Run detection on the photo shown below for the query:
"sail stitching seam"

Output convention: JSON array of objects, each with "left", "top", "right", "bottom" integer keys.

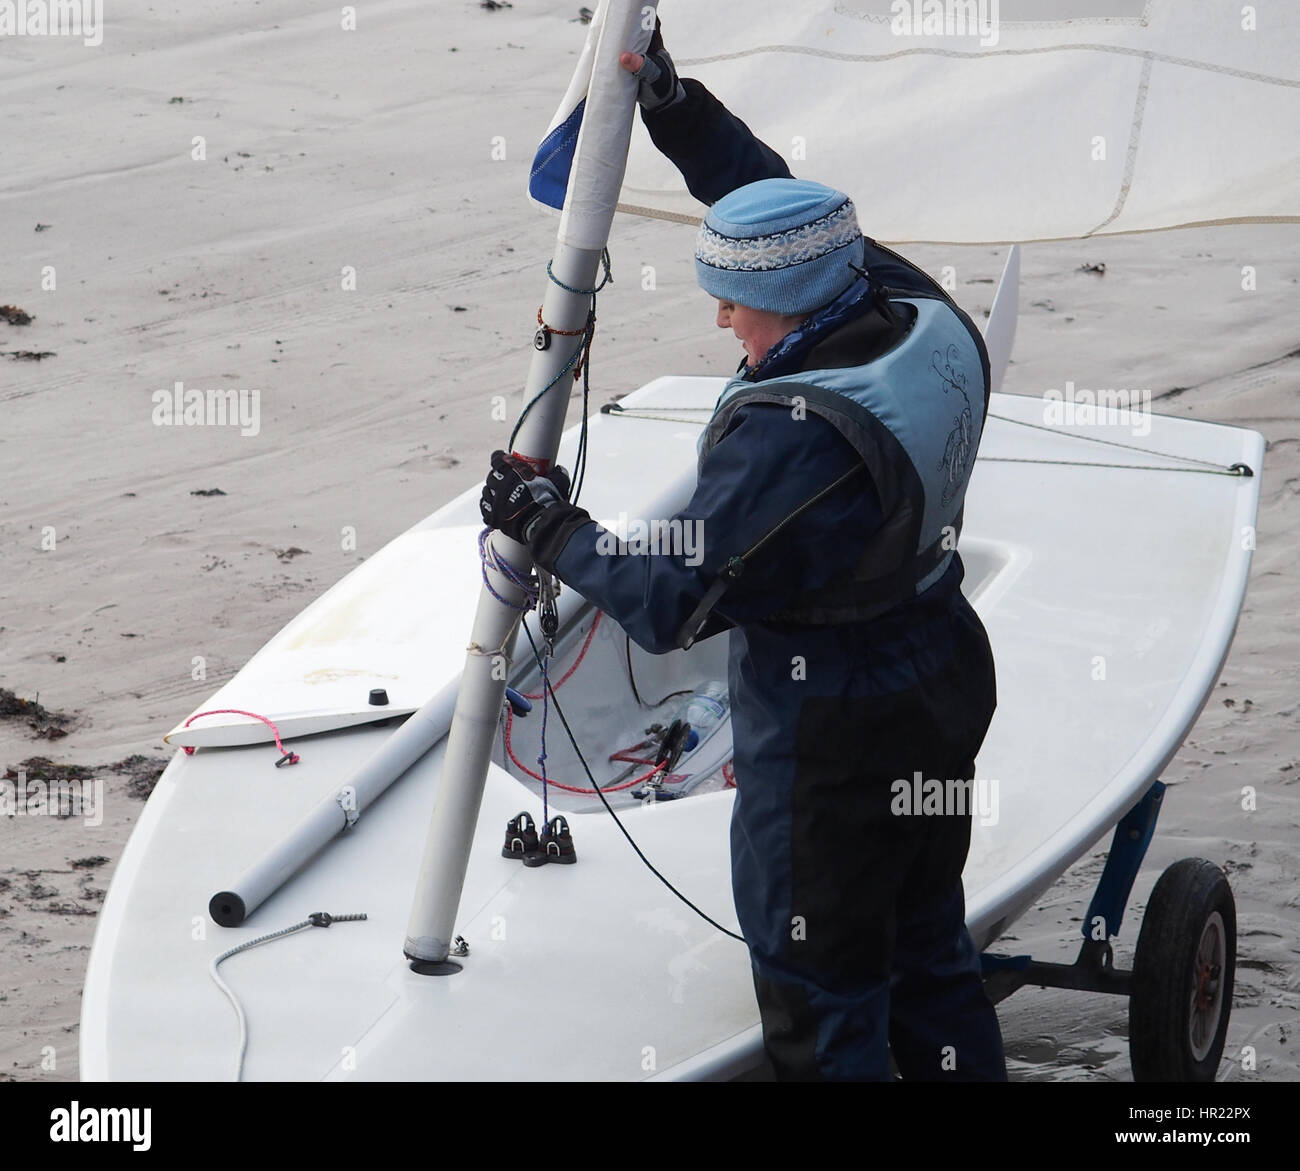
[
  {"left": 832, "top": 1, "right": 1154, "bottom": 31},
  {"left": 679, "top": 44, "right": 1300, "bottom": 90},
  {"left": 1088, "top": 53, "right": 1153, "bottom": 236}
]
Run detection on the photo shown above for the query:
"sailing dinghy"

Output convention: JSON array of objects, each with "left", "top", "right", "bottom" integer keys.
[{"left": 81, "top": 0, "right": 1277, "bottom": 1080}]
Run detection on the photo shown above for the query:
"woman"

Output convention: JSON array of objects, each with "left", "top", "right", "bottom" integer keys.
[{"left": 480, "top": 32, "right": 1005, "bottom": 1081}]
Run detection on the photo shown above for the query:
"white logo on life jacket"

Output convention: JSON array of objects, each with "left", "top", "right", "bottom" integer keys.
[{"left": 933, "top": 344, "right": 973, "bottom": 506}]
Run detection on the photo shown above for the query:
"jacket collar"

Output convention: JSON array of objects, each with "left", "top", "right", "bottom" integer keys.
[{"left": 741, "top": 274, "right": 911, "bottom": 383}]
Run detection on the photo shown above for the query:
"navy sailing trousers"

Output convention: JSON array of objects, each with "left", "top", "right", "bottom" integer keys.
[{"left": 728, "top": 603, "right": 1007, "bottom": 1081}]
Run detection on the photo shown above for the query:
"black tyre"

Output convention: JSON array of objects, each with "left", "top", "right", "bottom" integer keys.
[{"left": 1130, "top": 858, "right": 1236, "bottom": 1082}]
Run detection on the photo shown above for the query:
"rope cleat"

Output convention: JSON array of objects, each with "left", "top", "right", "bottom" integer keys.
[
  {"left": 656, "top": 718, "right": 693, "bottom": 774},
  {"left": 525, "top": 815, "right": 577, "bottom": 867},
  {"left": 502, "top": 811, "right": 541, "bottom": 861},
  {"left": 632, "top": 776, "right": 682, "bottom": 802}
]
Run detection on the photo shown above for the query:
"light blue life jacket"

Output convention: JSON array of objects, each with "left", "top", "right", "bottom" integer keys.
[{"left": 697, "top": 294, "right": 987, "bottom": 624}]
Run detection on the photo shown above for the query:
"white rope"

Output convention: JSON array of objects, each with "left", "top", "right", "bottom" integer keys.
[
  {"left": 602, "top": 404, "right": 1246, "bottom": 474},
  {"left": 985, "top": 410, "right": 1231, "bottom": 469},
  {"left": 209, "top": 911, "right": 367, "bottom": 1081}
]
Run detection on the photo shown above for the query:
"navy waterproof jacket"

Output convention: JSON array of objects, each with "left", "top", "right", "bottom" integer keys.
[
  {"left": 524, "top": 79, "right": 998, "bottom": 977},
  {"left": 529, "top": 77, "right": 987, "bottom": 684}
]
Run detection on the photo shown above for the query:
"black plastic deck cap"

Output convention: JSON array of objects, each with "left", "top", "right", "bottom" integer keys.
[{"left": 209, "top": 891, "right": 246, "bottom": 928}]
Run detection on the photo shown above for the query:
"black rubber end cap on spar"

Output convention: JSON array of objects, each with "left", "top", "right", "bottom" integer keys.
[
  {"left": 368, "top": 688, "right": 390, "bottom": 706},
  {"left": 209, "top": 891, "right": 247, "bottom": 928}
]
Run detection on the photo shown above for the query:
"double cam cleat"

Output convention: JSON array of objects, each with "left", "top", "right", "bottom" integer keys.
[{"left": 501, "top": 811, "right": 577, "bottom": 867}]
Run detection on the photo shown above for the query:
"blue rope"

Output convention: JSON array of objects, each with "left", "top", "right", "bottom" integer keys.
[
  {"left": 477, "top": 527, "right": 539, "bottom": 611},
  {"left": 508, "top": 333, "right": 587, "bottom": 451},
  {"left": 479, "top": 531, "right": 556, "bottom": 825},
  {"left": 507, "top": 249, "right": 611, "bottom": 504},
  {"left": 537, "top": 643, "right": 551, "bottom": 827},
  {"left": 490, "top": 249, "right": 610, "bottom": 826},
  {"left": 545, "top": 251, "right": 612, "bottom": 296}
]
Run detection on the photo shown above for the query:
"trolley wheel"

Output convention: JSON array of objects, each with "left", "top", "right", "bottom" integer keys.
[{"left": 1129, "top": 858, "right": 1236, "bottom": 1082}]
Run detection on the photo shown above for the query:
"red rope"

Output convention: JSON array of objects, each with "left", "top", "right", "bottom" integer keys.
[
  {"left": 519, "top": 610, "right": 603, "bottom": 700},
  {"left": 179, "top": 708, "right": 300, "bottom": 765},
  {"left": 506, "top": 609, "right": 667, "bottom": 793},
  {"left": 722, "top": 760, "right": 736, "bottom": 788},
  {"left": 504, "top": 707, "right": 662, "bottom": 794},
  {"left": 504, "top": 609, "right": 698, "bottom": 795}
]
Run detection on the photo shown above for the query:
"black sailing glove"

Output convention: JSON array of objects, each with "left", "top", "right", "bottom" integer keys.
[
  {"left": 480, "top": 451, "right": 572, "bottom": 545},
  {"left": 630, "top": 21, "right": 686, "bottom": 113}
]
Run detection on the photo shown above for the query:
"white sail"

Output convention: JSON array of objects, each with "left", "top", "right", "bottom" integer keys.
[
  {"left": 528, "top": 3, "right": 655, "bottom": 249},
  {"left": 613, "top": 0, "right": 1300, "bottom": 242}
]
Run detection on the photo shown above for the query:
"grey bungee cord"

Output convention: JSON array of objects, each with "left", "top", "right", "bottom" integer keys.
[{"left": 209, "top": 910, "right": 367, "bottom": 1081}]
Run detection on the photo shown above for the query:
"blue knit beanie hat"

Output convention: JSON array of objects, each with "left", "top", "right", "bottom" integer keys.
[{"left": 695, "top": 178, "right": 866, "bottom": 316}]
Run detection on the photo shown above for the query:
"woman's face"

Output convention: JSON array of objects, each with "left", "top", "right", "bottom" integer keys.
[{"left": 715, "top": 299, "right": 806, "bottom": 367}]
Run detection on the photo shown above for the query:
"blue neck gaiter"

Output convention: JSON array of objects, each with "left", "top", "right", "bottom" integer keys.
[{"left": 742, "top": 275, "right": 877, "bottom": 383}]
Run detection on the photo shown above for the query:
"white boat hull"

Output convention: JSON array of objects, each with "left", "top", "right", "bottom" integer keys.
[{"left": 81, "top": 376, "right": 1264, "bottom": 1080}]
